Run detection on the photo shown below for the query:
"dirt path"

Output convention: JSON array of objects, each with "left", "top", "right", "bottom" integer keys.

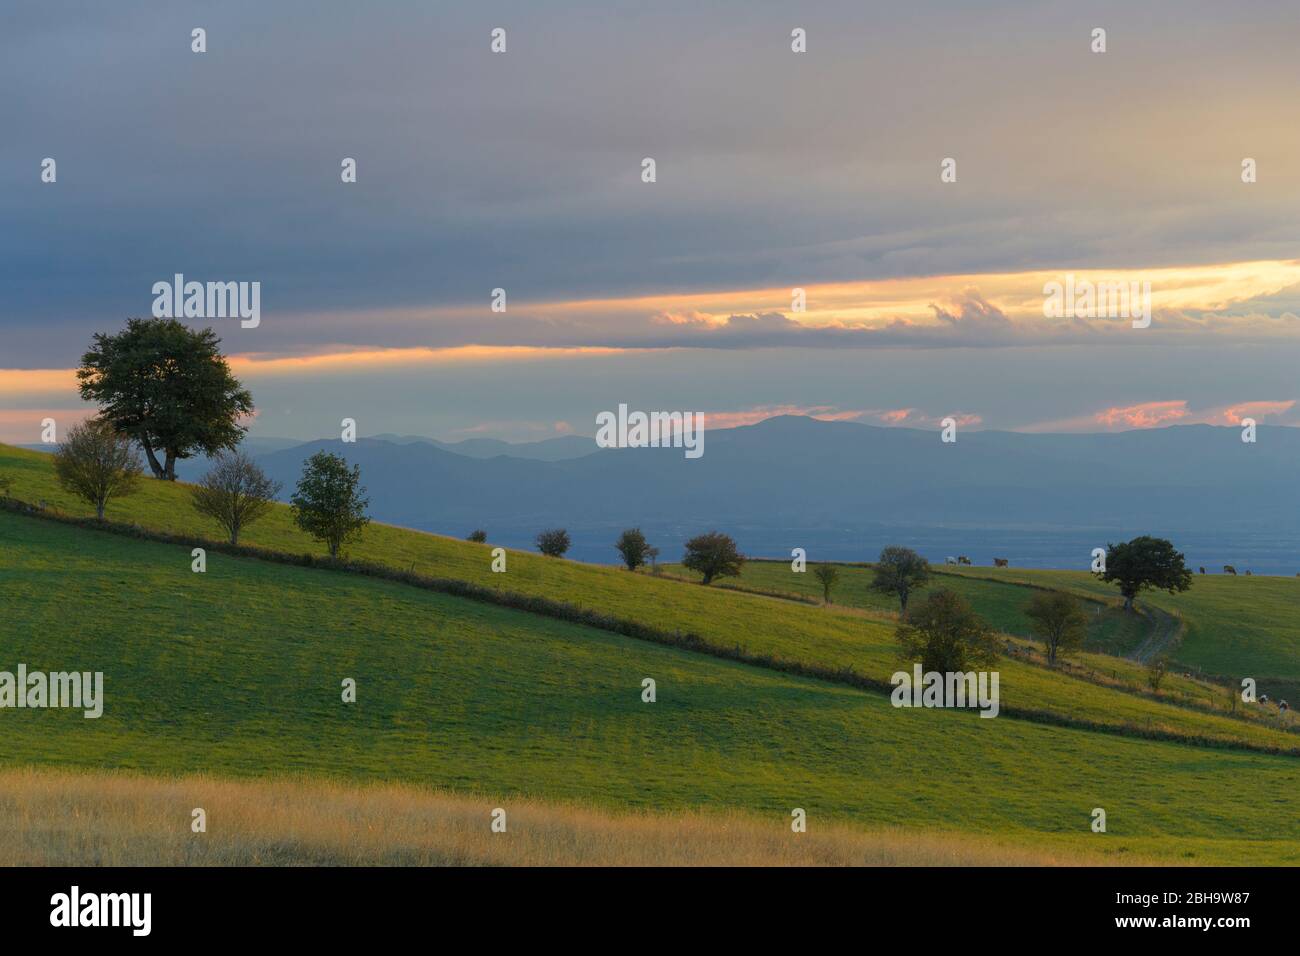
[{"left": 1129, "top": 606, "right": 1185, "bottom": 664}]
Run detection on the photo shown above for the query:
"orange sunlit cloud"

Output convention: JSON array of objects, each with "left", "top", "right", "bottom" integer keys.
[
  {"left": 699, "top": 405, "right": 869, "bottom": 429},
  {"left": 1096, "top": 400, "right": 1191, "bottom": 429},
  {"left": 1217, "top": 400, "right": 1296, "bottom": 425},
  {"left": 226, "top": 345, "right": 631, "bottom": 378},
  {"left": 1022, "top": 399, "right": 1298, "bottom": 433},
  {"left": 494, "top": 259, "right": 1300, "bottom": 330}
]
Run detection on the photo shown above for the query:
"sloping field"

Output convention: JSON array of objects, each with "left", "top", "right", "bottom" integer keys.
[
  {"left": 2, "top": 511, "right": 1298, "bottom": 864},
  {"left": 0, "top": 443, "right": 1291, "bottom": 752},
  {"left": 679, "top": 557, "right": 1299, "bottom": 717},
  {"left": 936, "top": 565, "right": 1300, "bottom": 700}
]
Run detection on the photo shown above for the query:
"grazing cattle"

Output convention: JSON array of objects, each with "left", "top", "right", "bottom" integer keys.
[
  {"left": 1245, "top": 569, "right": 1253, "bottom": 576},
  {"left": 1280, "top": 700, "right": 1290, "bottom": 713},
  {"left": 957, "top": 555, "right": 971, "bottom": 565},
  {"left": 945, "top": 556, "right": 957, "bottom": 565},
  {"left": 1199, "top": 567, "right": 1205, "bottom": 575},
  {"left": 993, "top": 558, "right": 1009, "bottom": 568},
  {"left": 1260, "top": 694, "right": 1270, "bottom": 705},
  {"left": 1223, "top": 565, "right": 1237, "bottom": 575}
]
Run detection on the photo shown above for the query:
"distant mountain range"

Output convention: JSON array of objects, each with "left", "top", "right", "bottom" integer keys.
[
  {"left": 22, "top": 416, "right": 1300, "bottom": 570},
  {"left": 370, "top": 433, "right": 598, "bottom": 461}
]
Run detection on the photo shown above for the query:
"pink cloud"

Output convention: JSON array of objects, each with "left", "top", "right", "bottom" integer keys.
[
  {"left": 1215, "top": 400, "right": 1296, "bottom": 425},
  {"left": 1095, "top": 400, "right": 1190, "bottom": 429},
  {"left": 856, "top": 408, "right": 983, "bottom": 429},
  {"left": 701, "top": 405, "right": 869, "bottom": 430}
]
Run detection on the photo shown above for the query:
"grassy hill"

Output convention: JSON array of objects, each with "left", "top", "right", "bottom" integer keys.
[
  {"left": 935, "top": 565, "right": 1300, "bottom": 699},
  {"left": 1, "top": 442, "right": 1295, "bottom": 754},
  {"left": 667, "top": 558, "right": 1300, "bottom": 706},
  {"left": 2, "top": 509, "right": 1299, "bottom": 864}
]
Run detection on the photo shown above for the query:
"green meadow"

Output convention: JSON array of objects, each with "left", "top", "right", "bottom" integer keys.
[
  {"left": 670, "top": 557, "right": 1300, "bottom": 707},
  {"left": 0, "top": 442, "right": 1295, "bottom": 753},
  {"left": 2, "top": 510, "right": 1298, "bottom": 864}
]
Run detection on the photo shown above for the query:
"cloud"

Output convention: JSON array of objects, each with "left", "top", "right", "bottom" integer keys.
[
  {"left": 1022, "top": 398, "right": 1299, "bottom": 432},
  {"left": 696, "top": 405, "right": 869, "bottom": 430},
  {"left": 1096, "top": 400, "right": 1191, "bottom": 429},
  {"left": 1217, "top": 400, "right": 1297, "bottom": 425}
]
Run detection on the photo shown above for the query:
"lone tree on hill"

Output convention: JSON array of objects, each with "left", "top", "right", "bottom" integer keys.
[
  {"left": 1097, "top": 536, "right": 1192, "bottom": 612},
  {"left": 682, "top": 531, "right": 744, "bottom": 585},
  {"left": 896, "top": 589, "right": 999, "bottom": 674},
  {"left": 536, "top": 528, "right": 571, "bottom": 557},
  {"left": 1024, "top": 590, "right": 1088, "bottom": 666},
  {"left": 870, "top": 545, "right": 930, "bottom": 613},
  {"left": 290, "top": 451, "right": 370, "bottom": 558},
  {"left": 467, "top": 529, "right": 487, "bottom": 543},
  {"left": 615, "top": 527, "right": 649, "bottom": 570},
  {"left": 812, "top": 563, "right": 839, "bottom": 603},
  {"left": 52, "top": 419, "right": 143, "bottom": 519},
  {"left": 76, "top": 318, "right": 254, "bottom": 480},
  {"left": 189, "top": 450, "right": 281, "bottom": 545}
]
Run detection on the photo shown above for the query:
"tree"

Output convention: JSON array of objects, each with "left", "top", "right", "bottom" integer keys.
[
  {"left": 812, "top": 563, "right": 839, "bottom": 603},
  {"left": 467, "top": 529, "right": 487, "bottom": 543},
  {"left": 536, "top": 528, "right": 570, "bottom": 557},
  {"left": 189, "top": 450, "right": 281, "bottom": 545},
  {"left": 1024, "top": 591, "right": 1087, "bottom": 666},
  {"left": 290, "top": 452, "right": 369, "bottom": 558},
  {"left": 52, "top": 419, "right": 143, "bottom": 519},
  {"left": 1146, "top": 656, "right": 1168, "bottom": 692},
  {"left": 1097, "top": 536, "right": 1192, "bottom": 612},
  {"left": 615, "top": 528, "right": 649, "bottom": 570},
  {"left": 76, "top": 318, "right": 254, "bottom": 480},
  {"left": 896, "top": 589, "right": 999, "bottom": 674},
  {"left": 646, "top": 546, "right": 661, "bottom": 574},
  {"left": 681, "top": 531, "right": 744, "bottom": 585},
  {"left": 870, "top": 546, "right": 930, "bottom": 613}
]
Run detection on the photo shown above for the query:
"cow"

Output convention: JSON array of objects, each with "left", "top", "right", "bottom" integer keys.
[
  {"left": 1280, "top": 700, "right": 1290, "bottom": 713},
  {"left": 993, "top": 558, "right": 1009, "bottom": 568},
  {"left": 1223, "top": 565, "right": 1237, "bottom": 575},
  {"left": 945, "top": 557, "right": 957, "bottom": 566},
  {"left": 957, "top": 556, "right": 972, "bottom": 566},
  {"left": 1199, "top": 567, "right": 1205, "bottom": 575},
  {"left": 1245, "top": 569, "right": 1253, "bottom": 576}
]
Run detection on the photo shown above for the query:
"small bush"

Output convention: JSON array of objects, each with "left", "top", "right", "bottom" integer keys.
[
  {"left": 615, "top": 528, "right": 649, "bottom": 570},
  {"left": 536, "top": 528, "right": 570, "bottom": 557},
  {"left": 467, "top": 529, "right": 487, "bottom": 543}
]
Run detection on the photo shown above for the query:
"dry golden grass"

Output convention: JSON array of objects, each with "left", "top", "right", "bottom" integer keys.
[{"left": 0, "top": 766, "right": 1168, "bottom": 867}]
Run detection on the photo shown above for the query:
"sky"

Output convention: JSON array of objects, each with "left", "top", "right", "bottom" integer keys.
[{"left": 3, "top": 0, "right": 1299, "bottom": 442}]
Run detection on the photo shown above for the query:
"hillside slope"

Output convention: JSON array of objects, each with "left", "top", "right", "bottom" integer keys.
[
  {"left": 1, "top": 511, "right": 1298, "bottom": 863},
  {"left": 0, "top": 442, "right": 1295, "bottom": 752}
]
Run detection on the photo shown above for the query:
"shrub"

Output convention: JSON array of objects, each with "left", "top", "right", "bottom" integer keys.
[
  {"left": 289, "top": 452, "right": 370, "bottom": 558},
  {"left": 52, "top": 419, "right": 142, "bottom": 519},
  {"left": 812, "top": 563, "right": 839, "bottom": 603},
  {"left": 896, "top": 589, "right": 999, "bottom": 674},
  {"left": 536, "top": 528, "right": 570, "bottom": 557},
  {"left": 1146, "top": 657, "right": 1168, "bottom": 692},
  {"left": 190, "top": 450, "right": 281, "bottom": 545},
  {"left": 1024, "top": 591, "right": 1087, "bottom": 666},
  {"left": 615, "top": 528, "right": 649, "bottom": 570},
  {"left": 682, "top": 531, "right": 744, "bottom": 585},
  {"left": 870, "top": 546, "right": 930, "bottom": 613},
  {"left": 467, "top": 529, "right": 487, "bottom": 543}
]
